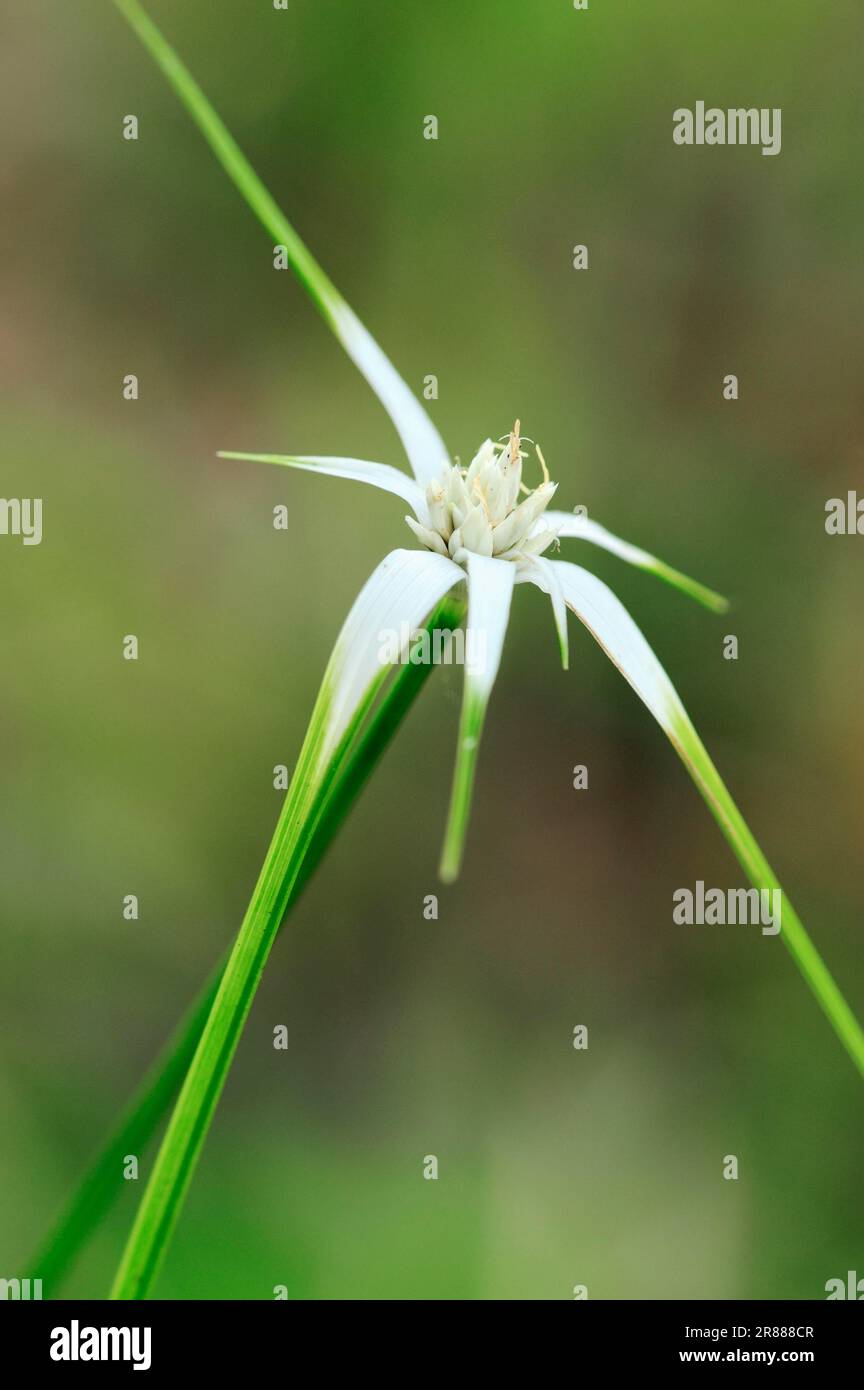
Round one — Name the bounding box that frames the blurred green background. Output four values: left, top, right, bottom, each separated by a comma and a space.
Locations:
1, 0, 862, 1299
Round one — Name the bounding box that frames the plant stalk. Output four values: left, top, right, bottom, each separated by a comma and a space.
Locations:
28, 599, 462, 1296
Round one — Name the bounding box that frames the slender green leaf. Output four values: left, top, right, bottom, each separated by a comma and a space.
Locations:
26, 594, 464, 1294
218, 452, 429, 519
545, 511, 729, 613
109, 552, 463, 1298
554, 559, 864, 1079
111, 0, 448, 485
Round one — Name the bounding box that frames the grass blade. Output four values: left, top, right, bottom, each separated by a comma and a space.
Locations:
28, 596, 463, 1295
556, 559, 864, 1078
27, 964, 221, 1297
217, 453, 428, 518
108, 555, 463, 1299
111, 0, 448, 485
546, 511, 729, 613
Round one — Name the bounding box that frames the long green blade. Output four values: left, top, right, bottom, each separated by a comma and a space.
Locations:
555, 560, 864, 1079
108, 548, 463, 1300
111, 0, 448, 485
108, 677, 374, 1297
687, 738, 864, 1076
545, 511, 730, 614
28, 597, 463, 1295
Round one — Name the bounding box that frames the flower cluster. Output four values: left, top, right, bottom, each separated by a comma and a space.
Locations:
405, 423, 559, 567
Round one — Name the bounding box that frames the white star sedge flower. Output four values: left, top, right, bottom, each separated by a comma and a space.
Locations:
112, 0, 737, 886
115, 0, 864, 1084
221, 422, 728, 883
103, 0, 864, 1308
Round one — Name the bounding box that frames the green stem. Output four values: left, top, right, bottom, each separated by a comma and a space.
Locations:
439, 688, 484, 884
29, 599, 462, 1296
108, 597, 463, 1300
28, 963, 220, 1296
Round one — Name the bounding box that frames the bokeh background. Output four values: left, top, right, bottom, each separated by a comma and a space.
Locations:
1, 0, 862, 1299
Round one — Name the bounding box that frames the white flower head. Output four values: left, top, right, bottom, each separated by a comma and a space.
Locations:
222, 418, 728, 882
404, 422, 560, 569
